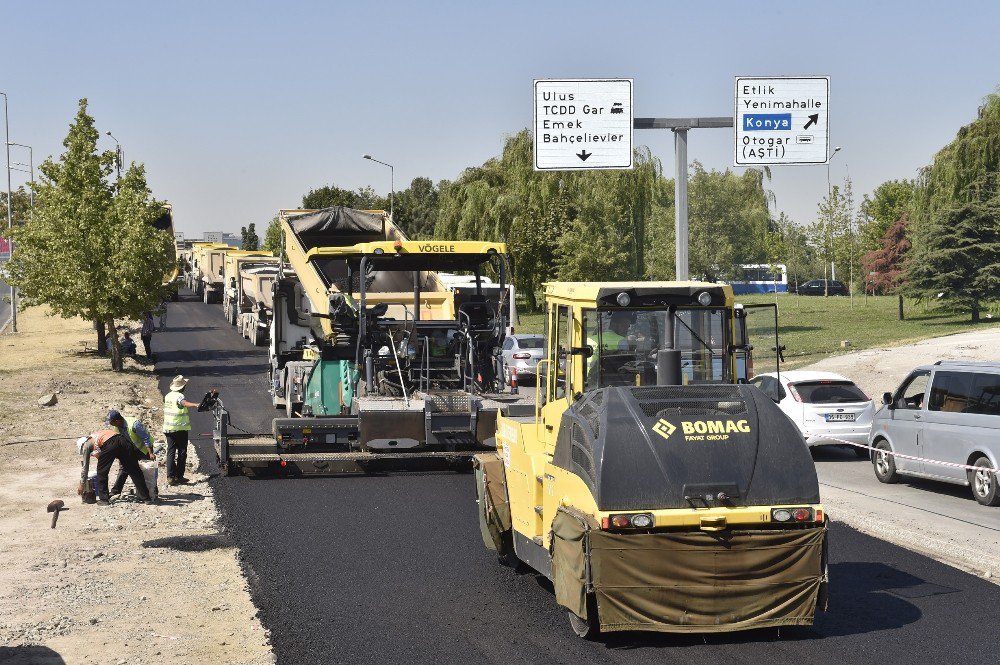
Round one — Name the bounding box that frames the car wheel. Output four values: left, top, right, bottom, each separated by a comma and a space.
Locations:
872, 440, 899, 484
969, 457, 1000, 506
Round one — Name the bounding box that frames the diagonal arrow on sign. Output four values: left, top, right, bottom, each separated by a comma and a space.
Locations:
576, 150, 592, 161
803, 113, 819, 130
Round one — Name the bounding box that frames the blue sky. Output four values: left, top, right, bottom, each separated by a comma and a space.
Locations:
5, 0, 999, 236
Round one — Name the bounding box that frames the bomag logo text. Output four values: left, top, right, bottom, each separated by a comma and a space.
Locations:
681, 420, 751, 435
418, 244, 456, 253
654, 418, 751, 442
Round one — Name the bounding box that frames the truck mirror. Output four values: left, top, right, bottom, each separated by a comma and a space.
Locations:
882, 392, 894, 408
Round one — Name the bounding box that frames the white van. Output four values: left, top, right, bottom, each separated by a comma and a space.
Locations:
870, 360, 1000, 506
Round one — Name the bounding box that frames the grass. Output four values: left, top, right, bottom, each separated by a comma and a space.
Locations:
513, 294, 999, 370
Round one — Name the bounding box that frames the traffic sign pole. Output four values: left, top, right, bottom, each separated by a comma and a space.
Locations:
634, 116, 734, 281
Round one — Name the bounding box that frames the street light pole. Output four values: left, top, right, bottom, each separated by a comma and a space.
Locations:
823, 146, 843, 297
1, 91, 15, 333
105, 131, 122, 182
362, 154, 394, 219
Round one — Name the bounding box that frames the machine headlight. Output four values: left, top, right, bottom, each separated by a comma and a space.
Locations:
616, 292, 631, 307
772, 509, 792, 522
374, 247, 385, 255
697, 291, 712, 306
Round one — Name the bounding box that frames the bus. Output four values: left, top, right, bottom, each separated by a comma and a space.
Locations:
727, 264, 788, 295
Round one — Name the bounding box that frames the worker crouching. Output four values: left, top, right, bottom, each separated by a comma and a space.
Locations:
81, 424, 153, 505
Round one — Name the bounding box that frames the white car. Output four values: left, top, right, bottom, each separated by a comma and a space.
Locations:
750, 370, 874, 458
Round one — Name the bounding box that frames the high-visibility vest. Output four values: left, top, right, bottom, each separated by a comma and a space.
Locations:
163, 391, 191, 433
114, 416, 150, 455
601, 330, 626, 351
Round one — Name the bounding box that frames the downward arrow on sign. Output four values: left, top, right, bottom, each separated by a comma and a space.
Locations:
803, 114, 819, 130
577, 150, 592, 161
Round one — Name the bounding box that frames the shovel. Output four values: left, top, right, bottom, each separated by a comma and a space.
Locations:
47, 499, 65, 528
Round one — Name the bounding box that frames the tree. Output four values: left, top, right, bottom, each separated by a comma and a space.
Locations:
241, 223, 259, 250
5, 99, 173, 370
904, 200, 1000, 322
911, 91, 1000, 231
858, 180, 915, 255
808, 181, 853, 294
393, 177, 440, 239
0, 187, 32, 228
302, 184, 388, 211
862, 215, 911, 295
262, 215, 282, 256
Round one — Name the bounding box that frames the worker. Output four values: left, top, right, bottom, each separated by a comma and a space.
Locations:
121, 332, 137, 356
86, 424, 153, 505
163, 375, 200, 486
107, 410, 155, 498
141, 312, 155, 361
601, 312, 633, 351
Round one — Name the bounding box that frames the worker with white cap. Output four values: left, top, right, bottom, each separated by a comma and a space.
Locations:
163, 375, 199, 486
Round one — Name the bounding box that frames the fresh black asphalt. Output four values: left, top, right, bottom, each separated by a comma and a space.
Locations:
156, 291, 1000, 664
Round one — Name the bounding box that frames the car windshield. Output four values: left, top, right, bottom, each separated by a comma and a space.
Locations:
582, 308, 730, 389
516, 337, 544, 349
793, 380, 867, 404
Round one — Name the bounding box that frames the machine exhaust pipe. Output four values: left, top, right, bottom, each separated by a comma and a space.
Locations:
656, 349, 682, 386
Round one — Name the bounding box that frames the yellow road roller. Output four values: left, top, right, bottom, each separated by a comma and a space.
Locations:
474, 281, 828, 637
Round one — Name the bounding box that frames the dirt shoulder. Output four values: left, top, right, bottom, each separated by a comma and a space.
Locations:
0, 308, 273, 664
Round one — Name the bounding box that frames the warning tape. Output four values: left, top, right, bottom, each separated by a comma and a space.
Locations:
818, 435, 1000, 476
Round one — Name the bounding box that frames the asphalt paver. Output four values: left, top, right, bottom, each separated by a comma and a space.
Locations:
156, 291, 1000, 664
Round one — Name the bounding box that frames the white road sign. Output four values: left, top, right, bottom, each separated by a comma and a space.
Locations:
534, 79, 633, 171
734, 76, 830, 165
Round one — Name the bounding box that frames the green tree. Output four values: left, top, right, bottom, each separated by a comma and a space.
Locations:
808, 181, 853, 294
911, 91, 1000, 231
0, 187, 32, 228
905, 199, 1000, 322
5, 99, 173, 370
393, 177, 440, 239
858, 179, 915, 255
302, 184, 388, 211
241, 222, 259, 250
262, 215, 282, 256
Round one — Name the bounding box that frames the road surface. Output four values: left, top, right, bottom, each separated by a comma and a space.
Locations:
155, 291, 1000, 664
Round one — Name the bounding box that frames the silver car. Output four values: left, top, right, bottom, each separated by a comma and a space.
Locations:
870, 360, 1000, 506
500, 334, 545, 387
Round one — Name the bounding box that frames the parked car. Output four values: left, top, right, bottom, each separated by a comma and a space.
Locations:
791, 279, 849, 296
870, 360, 1000, 506
750, 371, 874, 457
500, 334, 545, 386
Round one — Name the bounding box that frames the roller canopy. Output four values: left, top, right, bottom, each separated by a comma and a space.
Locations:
553, 384, 820, 511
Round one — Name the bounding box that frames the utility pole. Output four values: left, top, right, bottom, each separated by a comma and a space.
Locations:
635, 117, 733, 281
1, 92, 15, 333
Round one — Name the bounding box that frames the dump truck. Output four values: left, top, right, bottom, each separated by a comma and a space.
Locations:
220, 250, 275, 325
473, 282, 827, 637
190, 242, 231, 303
215, 206, 525, 475
237, 263, 288, 346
